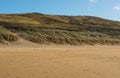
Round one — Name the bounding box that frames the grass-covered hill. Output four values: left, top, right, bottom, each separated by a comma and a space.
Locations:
0, 13, 120, 45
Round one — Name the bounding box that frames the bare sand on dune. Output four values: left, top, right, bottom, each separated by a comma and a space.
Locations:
0, 45, 120, 78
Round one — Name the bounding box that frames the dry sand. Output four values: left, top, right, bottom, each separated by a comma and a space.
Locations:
0, 45, 120, 78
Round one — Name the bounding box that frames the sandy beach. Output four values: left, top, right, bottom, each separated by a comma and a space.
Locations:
0, 45, 120, 78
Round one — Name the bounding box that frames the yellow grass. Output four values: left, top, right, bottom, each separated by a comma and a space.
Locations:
0, 45, 120, 78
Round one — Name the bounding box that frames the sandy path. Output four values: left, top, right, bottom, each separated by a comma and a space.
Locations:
0, 46, 120, 78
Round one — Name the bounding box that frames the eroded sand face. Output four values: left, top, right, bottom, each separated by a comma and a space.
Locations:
0, 46, 120, 78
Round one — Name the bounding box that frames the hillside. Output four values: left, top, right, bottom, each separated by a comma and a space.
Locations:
0, 13, 120, 45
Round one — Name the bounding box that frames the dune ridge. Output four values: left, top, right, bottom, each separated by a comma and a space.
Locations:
0, 13, 120, 45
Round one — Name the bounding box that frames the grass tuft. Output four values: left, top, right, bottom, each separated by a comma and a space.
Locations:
0, 26, 18, 43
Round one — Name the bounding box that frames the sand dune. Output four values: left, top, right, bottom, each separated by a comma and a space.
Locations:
0, 45, 120, 78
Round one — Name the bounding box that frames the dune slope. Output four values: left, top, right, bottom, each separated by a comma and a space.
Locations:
0, 13, 120, 45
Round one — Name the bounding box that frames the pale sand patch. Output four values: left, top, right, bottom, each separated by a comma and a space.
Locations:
0, 45, 120, 78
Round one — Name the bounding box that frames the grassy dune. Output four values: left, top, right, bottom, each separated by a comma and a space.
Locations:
0, 26, 18, 43
0, 13, 120, 45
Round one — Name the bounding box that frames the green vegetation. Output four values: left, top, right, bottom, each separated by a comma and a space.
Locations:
0, 26, 18, 43
20, 29, 120, 45
0, 13, 120, 45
